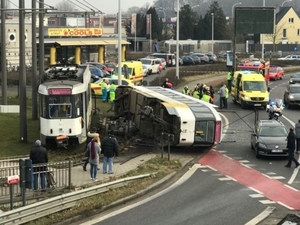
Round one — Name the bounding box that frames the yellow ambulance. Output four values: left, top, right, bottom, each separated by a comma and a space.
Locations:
231, 71, 269, 109
114, 61, 144, 85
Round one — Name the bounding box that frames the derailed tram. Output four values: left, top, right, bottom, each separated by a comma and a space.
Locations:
113, 86, 222, 148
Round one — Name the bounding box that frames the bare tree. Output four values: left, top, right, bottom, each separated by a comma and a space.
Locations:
265, 22, 286, 53
55, 0, 75, 11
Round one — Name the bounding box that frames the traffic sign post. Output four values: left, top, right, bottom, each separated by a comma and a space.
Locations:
7, 175, 20, 210
161, 132, 174, 161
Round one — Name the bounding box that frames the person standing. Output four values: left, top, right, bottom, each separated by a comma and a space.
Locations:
295, 119, 300, 154
285, 128, 300, 168
224, 84, 229, 109
101, 79, 107, 102
101, 133, 119, 174
88, 137, 101, 181
218, 84, 227, 109
201, 90, 211, 103
109, 81, 117, 103
30, 140, 48, 190
83, 127, 100, 171
227, 68, 234, 93
182, 86, 190, 95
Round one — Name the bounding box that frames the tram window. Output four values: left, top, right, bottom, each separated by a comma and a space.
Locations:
75, 94, 83, 117
49, 96, 72, 118
41, 95, 47, 117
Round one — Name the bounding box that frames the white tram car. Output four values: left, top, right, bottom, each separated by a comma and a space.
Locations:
38, 64, 92, 147
114, 86, 222, 148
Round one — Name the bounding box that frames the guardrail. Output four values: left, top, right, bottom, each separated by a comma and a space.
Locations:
0, 173, 152, 225
0, 161, 72, 201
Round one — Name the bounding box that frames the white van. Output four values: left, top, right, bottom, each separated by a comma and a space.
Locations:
151, 53, 176, 67
140, 58, 160, 75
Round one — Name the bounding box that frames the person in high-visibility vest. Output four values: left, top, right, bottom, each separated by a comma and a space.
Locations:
192, 86, 199, 98
225, 85, 229, 108
182, 86, 190, 95
101, 79, 108, 102
201, 90, 211, 103
109, 82, 116, 103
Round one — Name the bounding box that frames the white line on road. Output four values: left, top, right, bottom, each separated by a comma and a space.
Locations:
245, 206, 276, 225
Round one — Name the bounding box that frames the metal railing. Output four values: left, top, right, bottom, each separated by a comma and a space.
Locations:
0, 174, 152, 225
0, 161, 72, 204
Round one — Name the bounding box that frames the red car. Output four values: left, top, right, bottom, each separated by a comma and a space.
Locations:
85, 62, 114, 74
269, 66, 284, 81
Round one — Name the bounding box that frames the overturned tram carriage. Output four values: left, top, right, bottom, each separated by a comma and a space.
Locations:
114, 86, 222, 148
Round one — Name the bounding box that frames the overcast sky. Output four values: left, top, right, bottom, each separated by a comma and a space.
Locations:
9, 0, 154, 14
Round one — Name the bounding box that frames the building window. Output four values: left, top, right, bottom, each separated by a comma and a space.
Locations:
289, 18, 294, 23
298, 29, 300, 36
283, 29, 287, 38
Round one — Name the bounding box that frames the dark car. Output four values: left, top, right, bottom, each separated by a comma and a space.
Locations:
189, 55, 201, 64
105, 63, 116, 73
79, 65, 103, 78
289, 73, 300, 84
191, 53, 209, 64
283, 84, 300, 108
85, 62, 113, 74
181, 56, 195, 66
251, 120, 288, 158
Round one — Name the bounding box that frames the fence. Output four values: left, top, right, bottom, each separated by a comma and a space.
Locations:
0, 160, 72, 205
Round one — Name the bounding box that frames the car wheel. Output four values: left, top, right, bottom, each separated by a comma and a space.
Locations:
241, 100, 247, 109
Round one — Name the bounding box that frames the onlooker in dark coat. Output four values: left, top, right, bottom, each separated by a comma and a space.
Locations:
295, 119, 300, 154
285, 128, 300, 168
30, 140, 48, 190
101, 133, 119, 174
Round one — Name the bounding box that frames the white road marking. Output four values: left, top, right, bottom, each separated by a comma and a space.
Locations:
80, 164, 202, 224
249, 194, 264, 198
259, 200, 276, 204
278, 201, 295, 210
219, 112, 229, 142
244, 207, 276, 225
284, 184, 299, 192
218, 177, 233, 181
268, 176, 286, 180
239, 160, 250, 163
248, 187, 263, 195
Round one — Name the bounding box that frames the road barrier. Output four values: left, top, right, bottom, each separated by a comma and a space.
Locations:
0, 173, 152, 225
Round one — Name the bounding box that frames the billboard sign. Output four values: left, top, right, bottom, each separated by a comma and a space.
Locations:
235, 7, 275, 34
48, 28, 102, 37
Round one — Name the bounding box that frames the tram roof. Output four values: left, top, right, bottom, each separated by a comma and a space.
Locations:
132, 86, 216, 120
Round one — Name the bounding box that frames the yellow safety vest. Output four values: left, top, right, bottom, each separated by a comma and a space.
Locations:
225, 88, 229, 99
101, 81, 107, 90
182, 89, 190, 95
227, 72, 232, 81
201, 94, 210, 103
193, 90, 199, 98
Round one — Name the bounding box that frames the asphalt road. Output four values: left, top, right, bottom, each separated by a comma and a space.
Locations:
75, 74, 300, 225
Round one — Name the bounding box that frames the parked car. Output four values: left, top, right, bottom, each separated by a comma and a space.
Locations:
283, 84, 300, 108
189, 55, 201, 64
104, 63, 116, 73
143, 65, 150, 77
269, 66, 284, 81
251, 120, 289, 158
140, 58, 160, 74
191, 53, 209, 64
289, 73, 300, 84
79, 65, 103, 78
85, 62, 114, 74
205, 53, 217, 64
181, 56, 195, 66
278, 55, 300, 60
150, 53, 176, 66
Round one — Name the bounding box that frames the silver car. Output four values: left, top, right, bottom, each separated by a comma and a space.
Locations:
278, 55, 300, 60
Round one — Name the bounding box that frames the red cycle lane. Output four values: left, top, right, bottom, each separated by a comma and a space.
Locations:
199, 150, 300, 210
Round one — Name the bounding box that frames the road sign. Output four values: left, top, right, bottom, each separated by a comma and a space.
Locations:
7, 175, 20, 185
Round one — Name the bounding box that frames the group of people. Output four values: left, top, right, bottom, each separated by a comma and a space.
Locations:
285, 120, 300, 168
83, 128, 119, 181
101, 79, 117, 103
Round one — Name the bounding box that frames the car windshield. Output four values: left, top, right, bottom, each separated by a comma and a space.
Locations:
259, 126, 288, 137
243, 81, 267, 91
237, 67, 258, 72
140, 59, 152, 65
114, 67, 133, 75
290, 86, 300, 93
292, 74, 300, 78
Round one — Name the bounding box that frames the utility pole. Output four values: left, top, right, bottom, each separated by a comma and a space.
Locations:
261, 0, 265, 60
1, 0, 7, 105
19, 0, 27, 142
39, 0, 45, 78
31, 0, 38, 120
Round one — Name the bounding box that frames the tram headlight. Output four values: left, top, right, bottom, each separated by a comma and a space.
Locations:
289, 95, 294, 99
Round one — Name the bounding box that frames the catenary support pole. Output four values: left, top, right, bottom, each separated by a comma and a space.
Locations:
1, 0, 7, 105
117, 0, 122, 86
31, 0, 38, 119
19, 0, 27, 142
39, 0, 45, 79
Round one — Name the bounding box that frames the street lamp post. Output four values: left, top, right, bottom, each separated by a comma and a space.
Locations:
261, 0, 265, 60
282, 0, 292, 6
211, 13, 214, 54
231, 2, 242, 20
118, 0, 122, 85
176, 0, 179, 79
